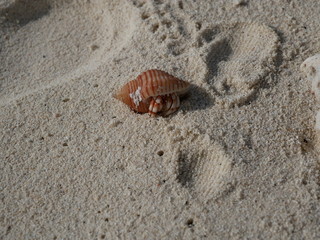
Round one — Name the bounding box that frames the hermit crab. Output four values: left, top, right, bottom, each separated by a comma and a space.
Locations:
114, 69, 190, 116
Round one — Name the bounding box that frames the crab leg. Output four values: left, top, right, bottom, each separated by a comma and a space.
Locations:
148, 96, 164, 116
162, 93, 180, 116
148, 93, 181, 116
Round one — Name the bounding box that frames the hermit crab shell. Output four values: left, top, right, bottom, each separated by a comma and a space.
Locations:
114, 69, 190, 113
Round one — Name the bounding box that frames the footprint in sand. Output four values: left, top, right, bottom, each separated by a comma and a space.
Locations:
129, 2, 280, 107
0, 0, 136, 101
193, 22, 279, 107
0, 0, 51, 26
166, 125, 232, 202
131, 0, 194, 56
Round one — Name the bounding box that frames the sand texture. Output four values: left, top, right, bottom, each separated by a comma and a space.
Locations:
1, 0, 320, 239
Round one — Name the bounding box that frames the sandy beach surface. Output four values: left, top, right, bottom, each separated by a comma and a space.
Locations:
1, 0, 320, 239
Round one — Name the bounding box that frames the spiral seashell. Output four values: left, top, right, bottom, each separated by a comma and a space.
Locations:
114, 69, 190, 116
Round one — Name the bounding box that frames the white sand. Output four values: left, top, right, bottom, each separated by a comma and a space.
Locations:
1, 0, 320, 239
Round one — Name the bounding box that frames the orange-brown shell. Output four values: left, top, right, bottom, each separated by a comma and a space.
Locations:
114, 69, 190, 113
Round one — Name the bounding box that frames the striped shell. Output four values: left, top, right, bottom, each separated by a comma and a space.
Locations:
114, 69, 190, 114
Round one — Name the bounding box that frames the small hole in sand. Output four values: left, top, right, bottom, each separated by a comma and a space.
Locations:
105, 218, 109, 222
195, 22, 202, 30
201, 28, 220, 43
162, 19, 172, 28
62, 98, 70, 102
93, 84, 98, 87
138, 2, 145, 7
167, 42, 184, 56
133, 1, 145, 7
186, 218, 194, 227
90, 44, 99, 51
157, 150, 164, 156
151, 23, 159, 33
141, 13, 150, 20
100, 235, 106, 239
311, 66, 316, 75
169, 33, 180, 40
178, 1, 183, 9
301, 174, 308, 185
160, 35, 167, 41
154, 0, 164, 4
197, 39, 203, 48
62, 143, 68, 146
